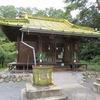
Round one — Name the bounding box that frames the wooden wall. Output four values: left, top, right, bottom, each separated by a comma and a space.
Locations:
17, 33, 38, 63
16, 33, 80, 64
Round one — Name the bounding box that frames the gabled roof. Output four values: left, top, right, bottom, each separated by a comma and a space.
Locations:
0, 13, 100, 38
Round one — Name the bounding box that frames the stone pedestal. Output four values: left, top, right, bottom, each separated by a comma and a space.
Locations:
21, 66, 68, 100
32, 66, 53, 85
93, 78, 100, 94
21, 83, 68, 100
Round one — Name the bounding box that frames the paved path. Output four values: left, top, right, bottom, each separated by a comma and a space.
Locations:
0, 70, 100, 100
53, 71, 100, 100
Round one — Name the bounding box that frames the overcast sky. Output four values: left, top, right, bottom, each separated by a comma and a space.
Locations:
0, 0, 96, 9
0, 0, 66, 10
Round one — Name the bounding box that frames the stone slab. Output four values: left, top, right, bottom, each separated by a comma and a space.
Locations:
96, 78, 100, 84
25, 83, 64, 99
21, 88, 68, 100
25, 83, 61, 92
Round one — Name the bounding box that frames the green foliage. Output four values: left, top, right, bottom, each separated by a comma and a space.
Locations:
64, 0, 100, 65
36, 51, 46, 62
80, 60, 100, 72
0, 35, 16, 66
0, 5, 72, 21
80, 38, 100, 61
33, 7, 72, 20
80, 38, 100, 66
64, 0, 100, 30
0, 39, 6, 67
0, 30, 5, 37
64, 0, 88, 11
0, 46, 5, 62
0, 6, 17, 18
92, 56, 100, 66
88, 64, 100, 72
16, 7, 34, 14
0, 46, 5, 57
77, 7, 100, 30
2, 42, 16, 64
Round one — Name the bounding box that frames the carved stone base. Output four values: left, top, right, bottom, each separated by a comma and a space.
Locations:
21, 83, 68, 100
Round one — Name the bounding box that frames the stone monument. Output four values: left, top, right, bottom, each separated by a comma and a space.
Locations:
21, 66, 68, 100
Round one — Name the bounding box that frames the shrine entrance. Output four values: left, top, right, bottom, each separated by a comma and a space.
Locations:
42, 41, 65, 65
55, 43, 65, 64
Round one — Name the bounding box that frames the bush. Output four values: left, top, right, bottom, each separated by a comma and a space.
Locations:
0, 46, 5, 67
92, 56, 100, 65
0, 37, 16, 66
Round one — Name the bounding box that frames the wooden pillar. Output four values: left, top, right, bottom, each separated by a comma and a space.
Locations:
16, 33, 20, 63
64, 42, 71, 63
38, 36, 42, 52
37, 36, 42, 64
54, 42, 56, 64
70, 41, 80, 63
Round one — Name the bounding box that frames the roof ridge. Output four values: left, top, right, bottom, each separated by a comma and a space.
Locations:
21, 13, 66, 22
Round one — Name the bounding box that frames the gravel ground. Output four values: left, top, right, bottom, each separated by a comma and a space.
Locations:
0, 70, 100, 100
63, 87, 100, 100
0, 82, 27, 100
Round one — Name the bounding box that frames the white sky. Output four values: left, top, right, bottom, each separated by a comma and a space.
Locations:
0, 0, 66, 10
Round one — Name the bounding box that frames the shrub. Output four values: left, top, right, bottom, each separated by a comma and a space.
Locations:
92, 56, 100, 65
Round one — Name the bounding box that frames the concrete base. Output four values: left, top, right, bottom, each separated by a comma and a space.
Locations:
93, 78, 100, 94
96, 78, 100, 84
21, 83, 68, 100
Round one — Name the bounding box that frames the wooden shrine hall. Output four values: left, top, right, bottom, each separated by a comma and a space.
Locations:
0, 13, 100, 72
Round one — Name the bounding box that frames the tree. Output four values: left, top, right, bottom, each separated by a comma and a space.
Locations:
64, 0, 100, 30
16, 7, 34, 15
0, 35, 16, 66
0, 5, 72, 21
0, 46, 5, 67
80, 38, 100, 61
0, 6, 17, 18
33, 7, 72, 20
64, 0, 100, 63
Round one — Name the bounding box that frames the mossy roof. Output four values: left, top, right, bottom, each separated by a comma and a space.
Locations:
0, 13, 100, 38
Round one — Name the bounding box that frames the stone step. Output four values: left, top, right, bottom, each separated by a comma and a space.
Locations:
93, 82, 100, 94
25, 83, 64, 99
96, 78, 100, 84
25, 83, 61, 92
30, 96, 68, 100
21, 88, 68, 100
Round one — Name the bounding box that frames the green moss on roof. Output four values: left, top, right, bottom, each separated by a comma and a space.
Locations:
21, 13, 64, 22
72, 24, 94, 31
0, 13, 100, 37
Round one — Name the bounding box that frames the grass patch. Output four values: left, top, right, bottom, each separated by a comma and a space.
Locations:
87, 65, 100, 72
80, 60, 100, 72
87, 64, 100, 72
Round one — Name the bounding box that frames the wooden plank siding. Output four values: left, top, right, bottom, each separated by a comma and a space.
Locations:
16, 34, 80, 65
